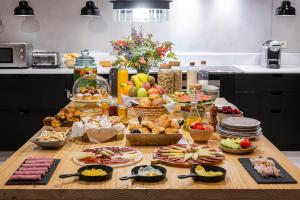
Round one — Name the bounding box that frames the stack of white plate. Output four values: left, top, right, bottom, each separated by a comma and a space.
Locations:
216, 117, 262, 139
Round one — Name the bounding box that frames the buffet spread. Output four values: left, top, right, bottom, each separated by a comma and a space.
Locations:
0, 29, 300, 200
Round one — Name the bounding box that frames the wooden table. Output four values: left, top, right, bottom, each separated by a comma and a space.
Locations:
0, 101, 300, 200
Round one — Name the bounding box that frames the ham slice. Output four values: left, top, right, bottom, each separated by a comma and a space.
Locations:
15, 171, 46, 176
24, 160, 53, 164
18, 167, 48, 172
10, 175, 41, 181
22, 163, 51, 168
27, 157, 53, 160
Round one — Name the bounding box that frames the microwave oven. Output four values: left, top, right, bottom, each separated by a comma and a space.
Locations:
0, 43, 33, 68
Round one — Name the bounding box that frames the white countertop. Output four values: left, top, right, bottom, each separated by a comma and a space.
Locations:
0, 65, 300, 74
234, 65, 300, 74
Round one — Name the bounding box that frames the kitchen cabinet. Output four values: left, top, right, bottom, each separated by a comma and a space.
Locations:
0, 75, 70, 150
234, 74, 300, 150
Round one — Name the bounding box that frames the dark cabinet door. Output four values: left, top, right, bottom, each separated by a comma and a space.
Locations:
0, 109, 58, 150
27, 75, 68, 109
0, 75, 31, 109
234, 74, 300, 150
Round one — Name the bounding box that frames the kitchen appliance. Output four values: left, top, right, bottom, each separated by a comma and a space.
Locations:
262, 40, 282, 69
0, 43, 33, 68
32, 51, 60, 68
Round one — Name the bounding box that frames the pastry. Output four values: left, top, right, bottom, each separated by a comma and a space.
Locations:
141, 120, 156, 129
149, 94, 160, 101
76, 93, 84, 99
109, 116, 122, 126
152, 127, 165, 134
140, 97, 152, 107
152, 97, 165, 107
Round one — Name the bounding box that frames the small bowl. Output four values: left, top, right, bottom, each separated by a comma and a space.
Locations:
99, 60, 112, 67
189, 124, 214, 142
217, 112, 243, 122
178, 165, 226, 183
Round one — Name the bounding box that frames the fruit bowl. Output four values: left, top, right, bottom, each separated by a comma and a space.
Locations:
189, 123, 214, 142
217, 106, 243, 121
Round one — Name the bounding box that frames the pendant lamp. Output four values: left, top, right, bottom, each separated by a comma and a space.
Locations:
276, 1, 296, 16
81, 1, 100, 16
14, 1, 34, 16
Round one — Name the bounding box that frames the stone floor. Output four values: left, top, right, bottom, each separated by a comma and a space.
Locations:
0, 151, 300, 168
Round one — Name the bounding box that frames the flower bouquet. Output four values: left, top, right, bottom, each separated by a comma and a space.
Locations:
111, 26, 176, 73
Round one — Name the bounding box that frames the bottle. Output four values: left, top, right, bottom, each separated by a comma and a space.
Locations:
197, 60, 209, 88
117, 63, 128, 104
109, 67, 118, 98
184, 87, 201, 130
187, 62, 197, 91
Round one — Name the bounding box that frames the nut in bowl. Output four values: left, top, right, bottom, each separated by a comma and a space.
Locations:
217, 106, 243, 121
189, 122, 214, 142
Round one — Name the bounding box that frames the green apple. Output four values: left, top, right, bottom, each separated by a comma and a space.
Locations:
137, 88, 148, 97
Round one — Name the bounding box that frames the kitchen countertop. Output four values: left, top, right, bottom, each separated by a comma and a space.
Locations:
0, 65, 300, 74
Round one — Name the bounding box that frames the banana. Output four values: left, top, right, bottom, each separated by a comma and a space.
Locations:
136, 73, 148, 84
132, 75, 142, 89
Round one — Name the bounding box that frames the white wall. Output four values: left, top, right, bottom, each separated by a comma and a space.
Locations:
0, 0, 299, 54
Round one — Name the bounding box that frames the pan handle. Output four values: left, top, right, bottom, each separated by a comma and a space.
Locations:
177, 174, 199, 179
59, 173, 81, 179
119, 175, 139, 181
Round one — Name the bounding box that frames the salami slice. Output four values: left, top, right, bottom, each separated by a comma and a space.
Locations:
10, 175, 41, 181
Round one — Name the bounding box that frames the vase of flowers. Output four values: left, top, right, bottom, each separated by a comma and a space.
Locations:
111, 26, 176, 73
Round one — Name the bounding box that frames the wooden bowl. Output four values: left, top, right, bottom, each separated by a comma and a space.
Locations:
189, 124, 214, 142
219, 145, 256, 154
217, 112, 243, 122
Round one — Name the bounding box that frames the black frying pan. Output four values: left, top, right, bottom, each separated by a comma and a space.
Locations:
178, 165, 226, 182
59, 165, 113, 182
120, 165, 166, 182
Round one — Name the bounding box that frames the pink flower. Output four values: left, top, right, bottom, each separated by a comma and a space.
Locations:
139, 56, 146, 64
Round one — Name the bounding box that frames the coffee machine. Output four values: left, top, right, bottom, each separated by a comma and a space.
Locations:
262, 40, 282, 69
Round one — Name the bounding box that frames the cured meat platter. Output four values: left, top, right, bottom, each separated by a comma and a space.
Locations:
152, 144, 224, 168
72, 146, 143, 168
6, 157, 60, 185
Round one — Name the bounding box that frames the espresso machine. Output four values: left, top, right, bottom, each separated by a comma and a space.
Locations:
262, 40, 282, 69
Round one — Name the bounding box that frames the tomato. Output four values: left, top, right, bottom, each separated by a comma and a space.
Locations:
240, 139, 251, 148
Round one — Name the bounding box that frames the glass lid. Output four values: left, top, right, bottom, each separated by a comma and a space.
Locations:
72, 75, 111, 102
75, 49, 96, 66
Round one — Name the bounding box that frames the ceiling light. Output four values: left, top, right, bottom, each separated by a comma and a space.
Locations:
81, 1, 100, 16
110, 0, 172, 22
14, 1, 34, 16
276, 1, 296, 16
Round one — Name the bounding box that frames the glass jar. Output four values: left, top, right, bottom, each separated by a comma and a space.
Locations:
158, 64, 173, 94
74, 50, 97, 81
109, 98, 119, 116
172, 65, 182, 92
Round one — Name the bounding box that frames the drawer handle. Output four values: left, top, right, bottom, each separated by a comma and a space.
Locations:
271, 91, 283, 95
18, 109, 30, 115
270, 109, 282, 114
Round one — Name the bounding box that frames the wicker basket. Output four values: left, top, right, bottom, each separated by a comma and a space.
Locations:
133, 106, 168, 120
